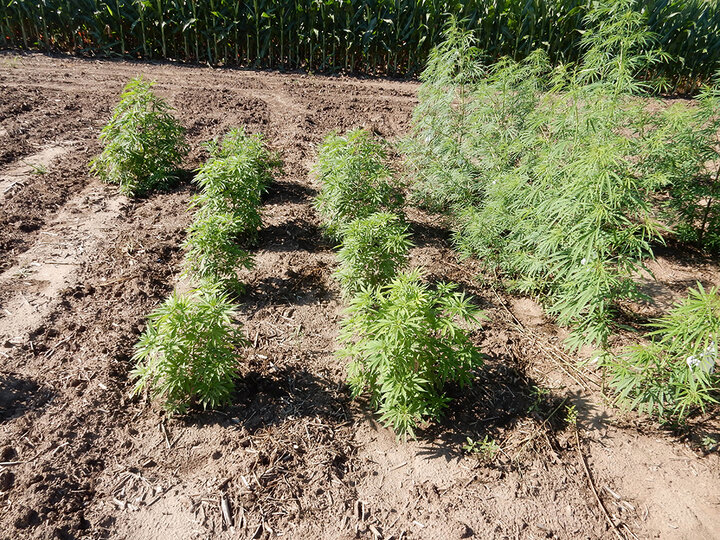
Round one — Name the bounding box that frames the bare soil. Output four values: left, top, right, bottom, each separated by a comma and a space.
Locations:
0, 52, 719, 540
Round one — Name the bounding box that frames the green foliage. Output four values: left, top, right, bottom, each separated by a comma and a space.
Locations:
3, 1, 719, 85
314, 129, 403, 240
90, 76, 187, 196
183, 127, 279, 288
334, 212, 412, 297
400, 20, 485, 210
644, 79, 720, 252
404, 8, 669, 351
192, 128, 279, 243
338, 269, 484, 438
463, 435, 499, 460
607, 284, 720, 422
182, 212, 254, 291
131, 285, 247, 414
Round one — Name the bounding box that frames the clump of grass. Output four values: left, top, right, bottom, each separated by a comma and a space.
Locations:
90, 76, 187, 196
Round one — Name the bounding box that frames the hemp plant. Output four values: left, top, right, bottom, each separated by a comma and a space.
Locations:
403, 4, 670, 351
192, 128, 280, 243
131, 284, 247, 414
334, 212, 412, 297
608, 284, 720, 422
182, 211, 254, 291
90, 76, 187, 196
314, 129, 403, 240
338, 269, 484, 438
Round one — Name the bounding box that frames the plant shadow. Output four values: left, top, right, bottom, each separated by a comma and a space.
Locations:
0, 372, 53, 423
179, 366, 351, 434
414, 355, 573, 464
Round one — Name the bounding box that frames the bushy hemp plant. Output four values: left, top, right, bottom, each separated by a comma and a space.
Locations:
334, 212, 413, 297
193, 127, 280, 234
132, 284, 247, 414
183, 128, 279, 288
403, 3, 671, 352
608, 284, 719, 422
182, 211, 255, 291
90, 76, 188, 196
641, 78, 720, 252
338, 269, 485, 438
314, 129, 404, 240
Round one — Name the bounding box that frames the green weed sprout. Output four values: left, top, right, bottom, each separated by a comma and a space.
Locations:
314, 129, 403, 240
463, 435, 499, 460
90, 76, 187, 196
131, 285, 247, 414
339, 269, 484, 438
608, 284, 720, 422
335, 212, 412, 297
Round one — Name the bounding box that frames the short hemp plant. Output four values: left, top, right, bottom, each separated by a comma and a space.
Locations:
339, 269, 485, 438
608, 284, 720, 422
334, 212, 413, 297
90, 76, 188, 196
314, 129, 403, 241
131, 285, 247, 414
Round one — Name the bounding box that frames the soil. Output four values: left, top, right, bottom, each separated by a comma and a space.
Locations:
1, 52, 719, 540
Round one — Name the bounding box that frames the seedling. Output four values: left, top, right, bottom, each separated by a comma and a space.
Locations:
463, 436, 499, 460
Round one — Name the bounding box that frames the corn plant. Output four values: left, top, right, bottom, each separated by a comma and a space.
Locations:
90, 76, 187, 196
338, 269, 485, 438
131, 284, 247, 414
314, 129, 403, 240
3, 0, 719, 85
182, 211, 254, 291
334, 212, 413, 297
608, 284, 720, 422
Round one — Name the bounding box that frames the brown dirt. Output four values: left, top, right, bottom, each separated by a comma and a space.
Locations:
1, 52, 719, 540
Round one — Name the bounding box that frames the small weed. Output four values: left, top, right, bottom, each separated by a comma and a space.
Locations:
463, 435, 499, 460
22, 161, 46, 175
701, 436, 718, 452
565, 404, 578, 427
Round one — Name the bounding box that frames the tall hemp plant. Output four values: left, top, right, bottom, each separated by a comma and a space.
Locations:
403, 2, 669, 352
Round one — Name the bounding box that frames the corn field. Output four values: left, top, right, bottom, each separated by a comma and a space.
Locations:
2, 0, 719, 86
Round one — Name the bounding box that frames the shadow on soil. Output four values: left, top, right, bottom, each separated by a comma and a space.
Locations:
259, 219, 334, 253
415, 355, 572, 463
0, 373, 53, 423
180, 366, 351, 434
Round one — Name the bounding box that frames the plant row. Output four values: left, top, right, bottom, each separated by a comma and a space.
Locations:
402, 1, 719, 423
2, 0, 719, 88
91, 76, 279, 413
314, 129, 485, 437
